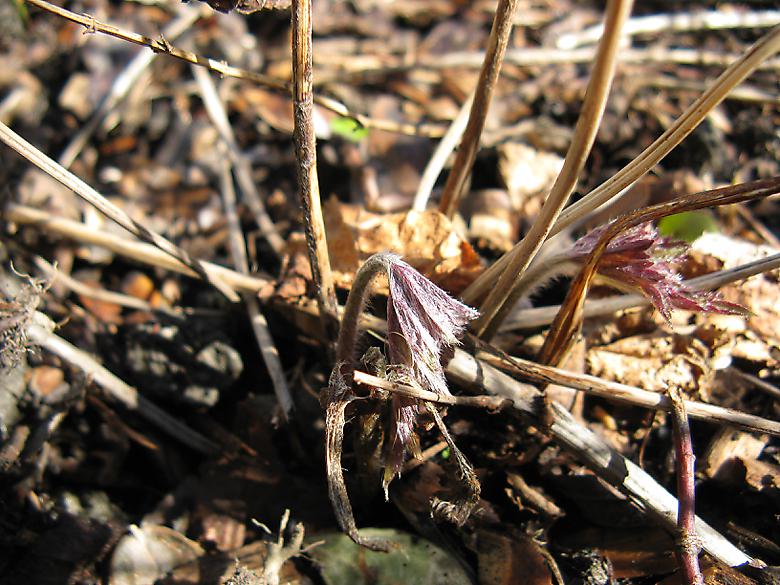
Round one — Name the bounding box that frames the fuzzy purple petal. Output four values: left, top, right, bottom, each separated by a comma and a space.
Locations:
388, 259, 479, 397
574, 223, 746, 321
381, 257, 479, 481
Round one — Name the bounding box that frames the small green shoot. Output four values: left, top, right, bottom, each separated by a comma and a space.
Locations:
330, 117, 368, 143
658, 211, 718, 243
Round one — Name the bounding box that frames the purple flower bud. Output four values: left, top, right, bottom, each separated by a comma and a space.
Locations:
572, 223, 745, 320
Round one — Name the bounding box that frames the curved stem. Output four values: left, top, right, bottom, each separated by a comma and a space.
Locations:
328, 253, 395, 552
336, 254, 393, 366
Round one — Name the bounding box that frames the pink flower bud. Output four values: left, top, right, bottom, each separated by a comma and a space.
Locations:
573, 223, 745, 320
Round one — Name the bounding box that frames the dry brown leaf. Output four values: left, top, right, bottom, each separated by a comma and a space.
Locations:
323, 200, 483, 294
110, 525, 204, 585
498, 142, 563, 229
587, 333, 712, 397
702, 429, 769, 481
475, 530, 554, 585
689, 233, 780, 368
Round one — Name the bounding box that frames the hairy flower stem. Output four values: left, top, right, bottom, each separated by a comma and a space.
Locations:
326, 254, 394, 552
335, 254, 393, 366
668, 386, 704, 585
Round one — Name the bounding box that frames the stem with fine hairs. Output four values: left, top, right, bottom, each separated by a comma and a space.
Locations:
668, 386, 704, 585
335, 254, 391, 366
437, 0, 520, 218
291, 0, 338, 341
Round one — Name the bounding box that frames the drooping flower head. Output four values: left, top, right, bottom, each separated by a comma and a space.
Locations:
572, 223, 745, 320
326, 253, 480, 545
382, 257, 479, 487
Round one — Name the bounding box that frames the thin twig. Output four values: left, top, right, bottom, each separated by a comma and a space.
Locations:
214, 142, 295, 421
437, 0, 520, 218
412, 91, 475, 212
473, 349, 780, 436
667, 386, 704, 585
353, 370, 509, 410
193, 65, 286, 257
0, 121, 240, 302
24, 0, 444, 138
470, 0, 633, 339
291, 0, 338, 342
27, 311, 217, 454
58, 4, 204, 168
314, 46, 780, 75
556, 8, 780, 50
31, 254, 179, 317
5, 204, 269, 294
638, 76, 780, 106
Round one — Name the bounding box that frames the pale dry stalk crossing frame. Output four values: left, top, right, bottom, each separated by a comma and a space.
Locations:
463, 23, 780, 334
437, 0, 520, 218
291, 0, 338, 342
469, 0, 634, 339
412, 91, 475, 212
5, 204, 270, 294
0, 121, 240, 302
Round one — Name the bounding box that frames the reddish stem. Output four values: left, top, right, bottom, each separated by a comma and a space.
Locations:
668, 386, 704, 585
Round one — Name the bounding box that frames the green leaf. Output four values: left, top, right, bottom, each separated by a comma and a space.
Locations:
658, 210, 718, 243
330, 117, 369, 142
310, 528, 471, 585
